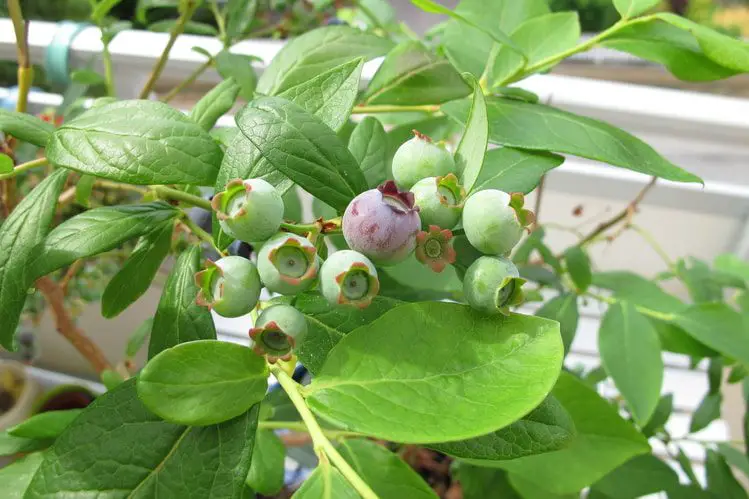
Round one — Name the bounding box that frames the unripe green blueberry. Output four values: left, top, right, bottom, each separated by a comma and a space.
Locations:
463, 256, 525, 315
249, 304, 307, 362
195, 256, 261, 317
392, 131, 456, 190
257, 233, 319, 295
410, 174, 465, 230
343, 181, 421, 265
463, 190, 534, 255
212, 178, 284, 242
320, 250, 379, 308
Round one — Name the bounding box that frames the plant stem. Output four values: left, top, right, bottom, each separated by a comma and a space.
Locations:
585, 291, 675, 322
270, 365, 378, 499
258, 420, 363, 439
95, 180, 149, 195
629, 223, 675, 269
102, 42, 116, 97
180, 213, 223, 255
0, 157, 49, 181
354, 0, 390, 36
152, 185, 212, 210
209, 0, 227, 43
138, 0, 199, 99
163, 58, 213, 103
352, 104, 440, 114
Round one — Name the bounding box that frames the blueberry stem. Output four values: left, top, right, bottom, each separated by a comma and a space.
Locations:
152, 185, 212, 210
258, 420, 362, 439
353, 104, 440, 114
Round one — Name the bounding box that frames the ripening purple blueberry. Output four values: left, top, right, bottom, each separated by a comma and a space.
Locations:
342, 181, 421, 265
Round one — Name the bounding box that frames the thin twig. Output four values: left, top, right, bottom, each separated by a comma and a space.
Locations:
36, 276, 112, 374
534, 174, 546, 222
162, 58, 213, 103
578, 177, 657, 246
60, 260, 84, 295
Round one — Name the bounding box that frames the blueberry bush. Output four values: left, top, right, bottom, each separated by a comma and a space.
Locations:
2, 0, 749, 497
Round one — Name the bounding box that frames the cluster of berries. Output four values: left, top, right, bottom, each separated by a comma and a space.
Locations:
195, 132, 534, 362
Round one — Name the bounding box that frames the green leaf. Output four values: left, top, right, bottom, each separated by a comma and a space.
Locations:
380, 254, 463, 300
472, 147, 563, 194
593, 271, 686, 313
215, 51, 258, 101
70, 69, 105, 85
714, 254, 749, 284
454, 464, 521, 499
429, 395, 575, 462
101, 222, 173, 318
676, 447, 700, 485
0, 169, 68, 350
47, 100, 223, 185
641, 393, 673, 437
234, 97, 367, 212
258, 26, 393, 96
536, 293, 579, 354
91, 0, 124, 23
148, 245, 216, 358
591, 454, 681, 498
8, 410, 83, 440
0, 109, 54, 147
496, 373, 650, 494
278, 58, 364, 132
599, 301, 663, 425
718, 443, 749, 480
363, 41, 471, 105
74, 174, 95, 208
32, 202, 178, 278
0, 432, 50, 456
25, 380, 260, 499
442, 97, 702, 184
127, 318, 153, 358
338, 439, 437, 498
306, 302, 563, 443
226, 0, 258, 40
0, 452, 45, 499
565, 246, 592, 293
603, 21, 739, 82
454, 75, 487, 191
348, 116, 388, 188
211, 127, 239, 148
246, 430, 285, 495
690, 392, 722, 433
190, 78, 241, 131
673, 303, 749, 364
276, 293, 404, 375
293, 462, 359, 498
138, 340, 268, 426
100, 369, 124, 390
613, 0, 660, 18
502, 12, 580, 76
0, 153, 12, 173
706, 448, 749, 499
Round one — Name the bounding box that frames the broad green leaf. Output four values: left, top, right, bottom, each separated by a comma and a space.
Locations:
715, 254, 749, 283
472, 147, 563, 194
593, 271, 685, 313
536, 293, 579, 354
455, 75, 487, 191
101, 369, 124, 390
706, 448, 749, 499
189, 78, 241, 131
338, 439, 437, 498
275, 293, 404, 375
32, 202, 178, 278
211, 127, 239, 148
348, 116, 388, 188
599, 301, 663, 425
47, 100, 223, 185
429, 395, 575, 462
0, 109, 54, 147
292, 463, 359, 498
306, 302, 563, 443
718, 443, 749, 479
641, 393, 673, 437
565, 246, 592, 293
442, 97, 702, 184
0, 153, 12, 173
454, 464, 521, 499
235, 97, 367, 212
509, 474, 577, 499
678, 257, 725, 303
91, 0, 123, 23
246, 430, 285, 495
0, 432, 50, 456
676, 447, 700, 485
0, 169, 68, 350
591, 454, 681, 498
70, 69, 105, 85
8, 410, 83, 440
149, 245, 217, 358
441, 0, 549, 77
25, 380, 260, 499
613, 0, 660, 18
496, 373, 650, 494
363, 41, 471, 105
690, 392, 722, 433
603, 21, 739, 82
138, 340, 267, 426
673, 303, 749, 364
258, 26, 393, 95
278, 58, 363, 132
101, 222, 173, 318
381, 254, 463, 300
657, 13, 749, 73
74, 174, 95, 208
127, 318, 153, 358
0, 452, 45, 499
215, 51, 258, 101
226, 0, 258, 39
